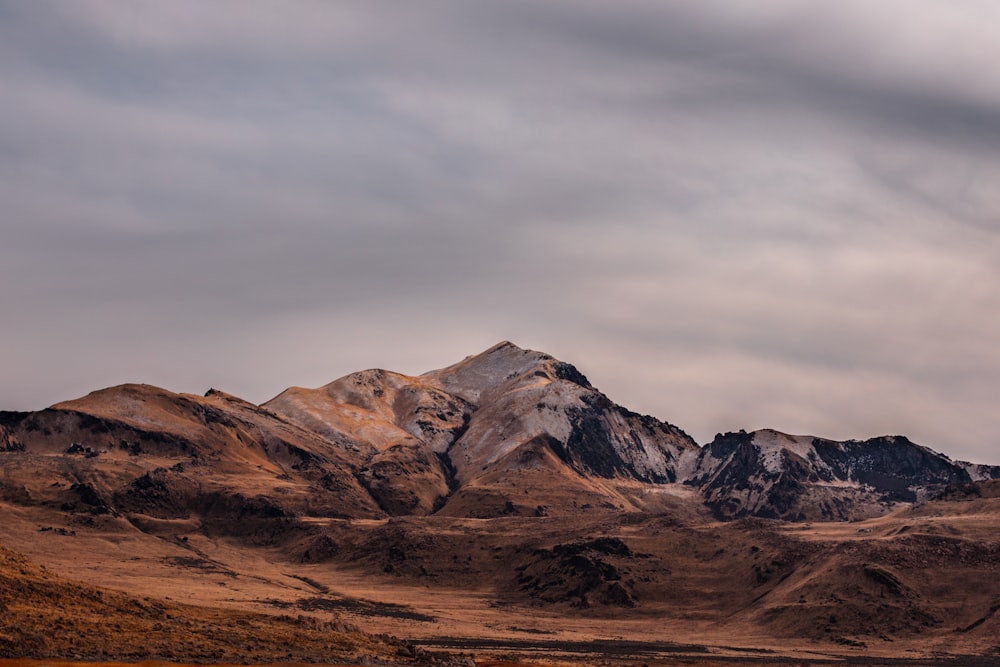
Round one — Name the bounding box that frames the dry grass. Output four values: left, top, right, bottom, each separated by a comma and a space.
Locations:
0, 545, 403, 664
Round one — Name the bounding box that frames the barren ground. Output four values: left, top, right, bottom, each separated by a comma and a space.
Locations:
4, 493, 1000, 665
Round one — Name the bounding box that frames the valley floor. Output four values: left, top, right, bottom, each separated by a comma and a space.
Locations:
4, 495, 1000, 665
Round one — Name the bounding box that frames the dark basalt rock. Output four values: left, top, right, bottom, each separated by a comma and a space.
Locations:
69, 483, 113, 515
698, 431, 987, 521
558, 393, 686, 484
564, 398, 631, 480
553, 537, 634, 559
812, 436, 972, 502
707, 429, 755, 460
0, 424, 23, 452
0, 411, 30, 429
933, 479, 1000, 501
114, 467, 201, 519
552, 361, 592, 388
513, 538, 638, 608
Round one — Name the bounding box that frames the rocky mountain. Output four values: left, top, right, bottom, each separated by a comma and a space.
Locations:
4, 341, 1000, 662
261, 342, 699, 518
0, 341, 995, 526
688, 429, 998, 521
0, 382, 386, 542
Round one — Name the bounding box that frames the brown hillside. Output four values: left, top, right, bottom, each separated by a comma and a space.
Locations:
0, 543, 403, 663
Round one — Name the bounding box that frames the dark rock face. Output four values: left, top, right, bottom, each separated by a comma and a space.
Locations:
551, 361, 592, 388
562, 397, 635, 480
704, 429, 755, 464
69, 482, 112, 514
560, 394, 691, 484
934, 479, 1000, 501
13, 407, 195, 458
811, 436, 971, 502
0, 424, 23, 452
114, 467, 201, 519
695, 430, 986, 521
513, 538, 639, 608
358, 444, 452, 516
734, 450, 813, 521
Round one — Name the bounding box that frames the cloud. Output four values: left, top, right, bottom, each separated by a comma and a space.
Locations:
1, 1, 999, 464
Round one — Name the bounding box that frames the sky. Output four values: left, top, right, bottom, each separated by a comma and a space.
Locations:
2, 1, 999, 463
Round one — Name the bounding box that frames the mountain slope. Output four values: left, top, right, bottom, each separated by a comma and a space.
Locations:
262, 342, 700, 517
689, 429, 985, 521
0, 543, 402, 662
264, 369, 473, 515
427, 342, 697, 486
0, 383, 385, 539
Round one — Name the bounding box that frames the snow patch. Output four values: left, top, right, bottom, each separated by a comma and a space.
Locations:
753, 429, 831, 475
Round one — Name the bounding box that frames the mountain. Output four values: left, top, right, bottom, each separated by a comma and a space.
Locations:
0, 382, 385, 542
263, 341, 698, 518
1, 341, 994, 526
3, 341, 1000, 662
263, 368, 473, 515
689, 429, 998, 521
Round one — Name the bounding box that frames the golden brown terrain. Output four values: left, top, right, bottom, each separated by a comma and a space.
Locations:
0, 543, 414, 663
3, 484, 1000, 664
2, 344, 999, 665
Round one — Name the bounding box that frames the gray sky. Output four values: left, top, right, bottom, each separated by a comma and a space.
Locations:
3, 1, 999, 463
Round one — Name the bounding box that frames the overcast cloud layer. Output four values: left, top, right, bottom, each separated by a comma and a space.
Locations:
2, 1, 999, 463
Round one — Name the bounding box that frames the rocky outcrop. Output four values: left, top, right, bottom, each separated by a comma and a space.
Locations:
690, 429, 980, 521
0, 423, 23, 452
263, 369, 473, 515
512, 538, 640, 608
426, 342, 698, 501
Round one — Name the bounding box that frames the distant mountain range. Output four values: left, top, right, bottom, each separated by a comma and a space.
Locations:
2, 341, 994, 524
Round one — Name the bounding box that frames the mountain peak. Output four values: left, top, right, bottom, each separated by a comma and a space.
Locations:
485, 340, 523, 353
423, 341, 590, 404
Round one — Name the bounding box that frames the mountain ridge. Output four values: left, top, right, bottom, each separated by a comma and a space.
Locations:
4, 341, 1000, 661
1, 340, 994, 523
